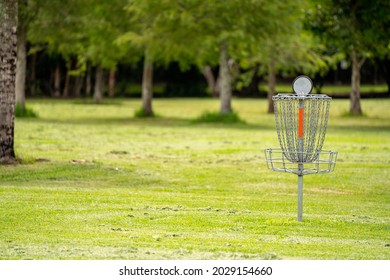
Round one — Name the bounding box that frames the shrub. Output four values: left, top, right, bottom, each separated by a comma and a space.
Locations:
15, 104, 38, 118
134, 108, 155, 118
193, 111, 245, 124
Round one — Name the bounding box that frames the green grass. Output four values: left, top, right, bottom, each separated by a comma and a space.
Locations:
1, 98, 389, 260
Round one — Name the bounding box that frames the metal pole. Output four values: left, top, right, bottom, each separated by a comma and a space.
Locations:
297, 99, 304, 222
297, 167, 303, 222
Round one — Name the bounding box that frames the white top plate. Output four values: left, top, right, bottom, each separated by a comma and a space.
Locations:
292, 75, 313, 95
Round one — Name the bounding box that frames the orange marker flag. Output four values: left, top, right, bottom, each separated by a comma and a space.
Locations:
298, 108, 304, 138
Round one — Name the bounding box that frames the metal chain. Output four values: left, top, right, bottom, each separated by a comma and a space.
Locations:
273, 94, 331, 164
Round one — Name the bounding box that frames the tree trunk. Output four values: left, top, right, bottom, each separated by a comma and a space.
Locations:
93, 66, 104, 103
15, 7, 26, 111
142, 49, 154, 116
0, 0, 17, 163
218, 41, 232, 114
53, 64, 61, 97
267, 60, 276, 114
377, 58, 390, 95
240, 64, 261, 97
108, 68, 116, 97
350, 49, 364, 115
202, 65, 219, 97
29, 52, 37, 96
63, 62, 71, 98
74, 75, 83, 97
85, 62, 92, 96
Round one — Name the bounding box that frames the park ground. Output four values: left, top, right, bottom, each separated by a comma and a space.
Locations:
0, 97, 389, 259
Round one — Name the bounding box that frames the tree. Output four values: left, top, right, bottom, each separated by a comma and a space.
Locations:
15, 0, 27, 111
190, 0, 310, 115
80, 0, 135, 103
263, 31, 329, 113
28, 0, 86, 97
229, 0, 332, 113
368, 2, 390, 95
0, 0, 18, 163
188, 0, 259, 115
122, 1, 301, 116
121, 0, 199, 116
93, 66, 104, 103
309, 0, 390, 115
141, 49, 153, 115
377, 58, 390, 95
15, 0, 43, 110
202, 65, 219, 97
218, 41, 232, 113
28, 0, 134, 102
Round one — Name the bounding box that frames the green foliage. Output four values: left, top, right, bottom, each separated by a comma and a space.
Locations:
307, 0, 390, 59
81, 0, 138, 68
134, 107, 156, 118
15, 104, 38, 118
28, 0, 84, 57
120, 0, 309, 72
28, 0, 137, 72
193, 111, 244, 124
119, 0, 203, 69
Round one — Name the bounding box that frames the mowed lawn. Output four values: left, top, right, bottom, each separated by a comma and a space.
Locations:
0, 98, 389, 259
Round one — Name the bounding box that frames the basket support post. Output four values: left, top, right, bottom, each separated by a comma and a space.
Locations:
297, 99, 304, 222
297, 169, 303, 222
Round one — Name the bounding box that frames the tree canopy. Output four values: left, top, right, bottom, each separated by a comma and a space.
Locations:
7, 0, 389, 113
308, 0, 390, 114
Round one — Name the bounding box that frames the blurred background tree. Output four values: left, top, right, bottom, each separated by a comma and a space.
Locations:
27, 0, 135, 103
308, 0, 390, 115
7, 0, 389, 117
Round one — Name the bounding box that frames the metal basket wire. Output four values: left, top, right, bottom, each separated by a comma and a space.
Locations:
273, 94, 331, 163
264, 148, 337, 175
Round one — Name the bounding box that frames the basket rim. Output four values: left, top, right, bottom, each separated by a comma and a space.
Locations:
264, 148, 337, 154
272, 93, 332, 100
264, 148, 338, 175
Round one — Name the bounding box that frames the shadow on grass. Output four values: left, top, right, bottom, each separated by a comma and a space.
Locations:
23, 115, 274, 130
0, 159, 166, 188
22, 105, 389, 132
72, 99, 126, 106
330, 113, 390, 132
330, 124, 390, 132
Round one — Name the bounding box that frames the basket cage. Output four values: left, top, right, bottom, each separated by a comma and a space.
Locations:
265, 81, 337, 220
273, 94, 331, 163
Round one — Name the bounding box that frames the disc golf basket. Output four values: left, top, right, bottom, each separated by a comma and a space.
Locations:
265, 76, 337, 222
